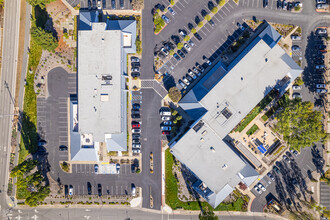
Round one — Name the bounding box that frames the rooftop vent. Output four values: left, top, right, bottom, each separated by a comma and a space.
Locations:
222, 164, 228, 169
201, 130, 207, 136
210, 146, 215, 152
193, 120, 204, 132
221, 107, 232, 119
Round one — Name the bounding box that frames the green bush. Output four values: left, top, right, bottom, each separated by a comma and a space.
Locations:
184, 35, 190, 42
191, 28, 197, 34
30, 25, 58, 52
171, 0, 174, 5
246, 124, 259, 136
218, 0, 226, 6
169, 50, 174, 55
198, 21, 204, 28
177, 43, 183, 50
205, 14, 211, 21
211, 7, 218, 14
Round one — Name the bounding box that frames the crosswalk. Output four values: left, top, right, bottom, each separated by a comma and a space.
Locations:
141, 80, 168, 98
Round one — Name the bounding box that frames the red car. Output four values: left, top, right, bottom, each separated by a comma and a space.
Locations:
132, 124, 140, 128
162, 131, 170, 135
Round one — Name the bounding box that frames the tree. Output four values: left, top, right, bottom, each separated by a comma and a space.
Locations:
191, 28, 197, 34
211, 7, 218, 14
294, 76, 304, 86
198, 21, 204, 28
205, 14, 211, 21
168, 87, 182, 103
10, 159, 38, 178
218, 0, 226, 6
27, 0, 56, 8
25, 185, 50, 207
183, 35, 190, 42
176, 115, 182, 121
170, 0, 175, 5
169, 50, 174, 56
172, 110, 178, 116
30, 25, 58, 52
199, 208, 218, 220
131, 0, 144, 10
177, 43, 183, 50
275, 100, 326, 151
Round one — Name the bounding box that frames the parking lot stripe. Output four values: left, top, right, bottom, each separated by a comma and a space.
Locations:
221, 9, 227, 16
203, 25, 211, 33
223, 5, 231, 14
227, 2, 234, 9
173, 4, 182, 11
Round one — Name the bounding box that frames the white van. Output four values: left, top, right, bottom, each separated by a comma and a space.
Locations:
160, 111, 171, 116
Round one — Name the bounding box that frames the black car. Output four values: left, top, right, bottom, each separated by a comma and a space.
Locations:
263, 0, 268, 7
131, 109, 140, 114
98, 184, 102, 196
120, 0, 124, 9
87, 182, 92, 195
287, 2, 293, 10
131, 62, 140, 67
201, 9, 208, 17
208, 19, 215, 27
131, 72, 140, 78
177, 50, 185, 58
132, 134, 140, 139
59, 145, 68, 151
173, 53, 181, 61
171, 35, 180, 44
111, 0, 115, 9
132, 114, 140, 119
194, 33, 202, 41
181, 47, 188, 54
132, 103, 140, 109
273, 165, 281, 174
88, 0, 91, 10
277, 0, 282, 8
64, 185, 68, 196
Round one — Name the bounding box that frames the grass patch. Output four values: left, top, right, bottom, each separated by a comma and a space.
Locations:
165, 149, 247, 211
235, 90, 276, 132
154, 13, 165, 34
246, 124, 259, 136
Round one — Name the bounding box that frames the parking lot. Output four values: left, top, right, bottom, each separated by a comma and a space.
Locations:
66, 0, 132, 10
251, 144, 324, 212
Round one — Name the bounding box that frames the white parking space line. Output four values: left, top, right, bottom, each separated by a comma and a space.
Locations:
199, 29, 207, 36
182, 0, 189, 4
212, 15, 221, 23
173, 3, 182, 11
203, 25, 211, 33
223, 5, 231, 14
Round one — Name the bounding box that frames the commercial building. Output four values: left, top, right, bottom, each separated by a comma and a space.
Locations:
169, 23, 303, 208
69, 11, 136, 161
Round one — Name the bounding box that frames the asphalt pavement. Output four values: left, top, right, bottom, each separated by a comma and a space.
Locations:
0, 0, 21, 217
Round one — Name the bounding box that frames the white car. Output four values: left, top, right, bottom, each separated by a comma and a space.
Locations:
292, 93, 302, 99
168, 7, 175, 15
132, 149, 141, 153
182, 76, 190, 85
257, 183, 266, 191
163, 121, 173, 125
160, 111, 171, 116
97, 0, 102, 9
184, 43, 191, 51
316, 84, 326, 88
291, 35, 301, 41
188, 70, 197, 79
317, 29, 327, 34
69, 185, 73, 196
161, 116, 171, 121
192, 67, 201, 76
161, 47, 169, 56
178, 79, 187, 89
254, 186, 262, 194
292, 85, 302, 90
131, 57, 140, 62
132, 129, 141, 133
132, 143, 141, 148
131, 184, 136, 196
316, 89, 327, 93
206, 59, 212, 66
316, 65, 325, 69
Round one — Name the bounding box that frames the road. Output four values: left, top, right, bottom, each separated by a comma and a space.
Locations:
4, 207, 282, 220
0, 0, 21, 217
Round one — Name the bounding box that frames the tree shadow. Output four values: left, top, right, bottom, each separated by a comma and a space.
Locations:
162, 74, 176, 91
311, 145, 324, 174
34, 6, 57, 40
20, 112, 38, 155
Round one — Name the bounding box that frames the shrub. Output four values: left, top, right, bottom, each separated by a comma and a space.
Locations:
177, 43, 183, 50
198, 21, 204, 28
294, 76, 304, 86
218, 0, 226, 6
171, 0, 174, 5
191, 28, 197, 34
169, 50, 174, 55
183, 35, 190, 41
168, 87, 182, 103
211, 7, 218, 14
205, 14, 211, 21
172, 110, 178, 116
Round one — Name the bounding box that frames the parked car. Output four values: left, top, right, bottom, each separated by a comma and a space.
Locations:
257, 183, 266, 191
317, 28, 327, 34
87, 182, 92, 195
131, 184, 136, 196
186, 74, 193, 82
254, 186, 262, 194
316, 4, 327, 9
131, 67, 140, 72
132, 149, 141, 153
283, 155, 290, 163
161, 116, 171, 121
316, 89, 327, 93
237, 22, 245, 30
208, 19, 215, 27
291, 35, 301, 40
188, 70, 197, 79
69, 185, 73, 196
131, 57, 140, 62
178, 79, 187, 89
188, 39, 195, 47
162, 15, 170, 24
161, 126, 172, 131
316, 84, 326, 88
132, 103, 140, 109
131, 114, 140, 119
168, 7, 175, 15
267, 172, 275, 181
132, 143, 141, 148
287, 2, 293, 10
292, 150, 299, 157
292, 85, 302, 90
194, 33, 202, 41
282, 0, 287, 9
263, 0, 268, 8
132, 129, 141, 133
131, 110, 140, 114
192, 67, 201, 76
173, 53, 181, 61
177, 50, 185, 58
131, 62, 140, 67
292, 93, 302, 99
273, 165, 281, 174
38, 139, 47, 147
184, 43, 191, 51
132, 139, 140, 144
205, 59, 212, 66
291, 45, 300, 51
59, 145, 68, 151
97, 0, 102, 9
286, 151, 294, 160
161, 47, 169, 56
277, 0, 282, 8
132, 124, 140, 128
196, 63, 204, 72
316, 0, 326, 4
160, 111, 171, 116
163, 121, 173, 126
132, 134, 140, 139
162, 131, 170, 135
181, 47, 188, 54
111, 0, 116, 9
182, 76, 190, 85
179, 30, 187, 37
316, 65, 325, 69
131, 72, 140, 78
97, 184, 102, 196
94, 164, 99, 173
